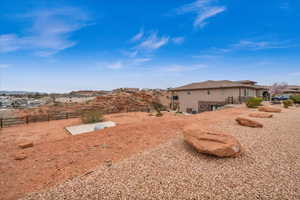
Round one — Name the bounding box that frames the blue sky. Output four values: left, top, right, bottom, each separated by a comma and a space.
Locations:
0, 0, 300, 92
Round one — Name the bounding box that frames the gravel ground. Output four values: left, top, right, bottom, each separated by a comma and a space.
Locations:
23, 107, 300, 200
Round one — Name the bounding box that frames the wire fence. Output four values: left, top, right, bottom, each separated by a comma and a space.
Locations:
0, 107, 150, 128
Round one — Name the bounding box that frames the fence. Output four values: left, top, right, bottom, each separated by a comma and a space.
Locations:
0, 107, 150, 128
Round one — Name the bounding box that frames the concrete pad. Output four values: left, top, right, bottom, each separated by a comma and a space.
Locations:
65, 121, 116, 135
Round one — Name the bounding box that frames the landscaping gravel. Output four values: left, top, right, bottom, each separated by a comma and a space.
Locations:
23, 107, 300, 200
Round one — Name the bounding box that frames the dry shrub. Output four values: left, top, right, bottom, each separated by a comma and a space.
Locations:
81, 110, 104, 124
283, 100, 293, 108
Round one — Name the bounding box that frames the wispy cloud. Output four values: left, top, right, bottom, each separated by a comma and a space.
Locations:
136, 32, 169, 51
280, 2, 290, 10
176, 0, 226, 28
97, 57, 152, 70
131, 58, 152, 65
0, 64, 11, 69
0, 7, 91, 56
172, 37, 185, 45
232, 40, 294, 50
131, 29, 144, 42
205, 39, 295, 54
162, 64, 207, 72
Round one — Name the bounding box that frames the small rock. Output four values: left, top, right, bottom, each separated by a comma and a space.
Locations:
100, 144, 108, 148
236, 117, 263, 128
258, 106, 281, 113
249, 113, 273, 118
14, 153, 27, 160
104, 160, 112, 167
18, 141, 34, 149
183, 125, 242, 157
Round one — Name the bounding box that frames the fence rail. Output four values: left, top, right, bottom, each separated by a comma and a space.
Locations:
0, 107, 150, 128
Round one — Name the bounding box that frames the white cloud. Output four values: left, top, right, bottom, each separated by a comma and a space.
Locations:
105, 61, 123, 70
0, 7, 91, 56
176, 0, 226, 28
0, 64, 10, 68
97, 57, 152, 70
232, 40, 293, 50
206, 39, 295, 54
136, 32, 169, 51
162, 64, 207, 72
172, 37, 185, 45
131, 58, 152, 65
131, 29, 144, 42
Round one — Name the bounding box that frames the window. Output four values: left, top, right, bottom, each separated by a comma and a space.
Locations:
187, 91, 191, 95
207, 90, 210, 95
172, 96, 178, 100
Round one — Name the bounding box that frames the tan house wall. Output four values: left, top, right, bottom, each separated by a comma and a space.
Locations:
175, 87, 258, 113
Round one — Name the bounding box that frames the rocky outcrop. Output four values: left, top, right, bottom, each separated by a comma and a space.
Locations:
18, 141, 34, 149
236, 117, 263, 128
183, 125, 242, 157
249, 113, 273, 118
258, 106, 281, 113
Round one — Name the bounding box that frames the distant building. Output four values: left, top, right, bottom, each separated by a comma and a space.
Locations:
54, 96, 96, 103
112, 88, 140, 93
171, 80, 268, 113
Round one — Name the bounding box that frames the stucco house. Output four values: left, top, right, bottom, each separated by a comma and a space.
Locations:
171, 80, 268, 113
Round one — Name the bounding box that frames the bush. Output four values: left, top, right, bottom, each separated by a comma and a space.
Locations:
246, 97, 263, 108
283, 100, 293, 108
290, 95, 300, 104
81, 110, 104, 124
151, 102, 165, 117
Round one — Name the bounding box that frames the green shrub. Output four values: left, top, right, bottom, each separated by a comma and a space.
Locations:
283, 100, 293, 108
246, 97, 263, 108
290, 95, 300, 104
81, 110, 104, 124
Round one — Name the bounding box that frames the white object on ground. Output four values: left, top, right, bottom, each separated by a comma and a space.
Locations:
65, 121, 116, 135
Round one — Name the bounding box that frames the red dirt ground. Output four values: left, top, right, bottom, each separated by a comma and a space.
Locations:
0, 108, 248, 200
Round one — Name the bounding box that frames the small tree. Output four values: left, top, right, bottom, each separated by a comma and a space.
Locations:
269, 82, 288, 97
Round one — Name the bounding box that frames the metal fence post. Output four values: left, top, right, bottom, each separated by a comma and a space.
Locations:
0, 118, 3, 128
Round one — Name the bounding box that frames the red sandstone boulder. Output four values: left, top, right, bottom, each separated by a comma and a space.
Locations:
18, 141, 34, 149
236, 117, 263, 128
249, 113, 273, 118
14, 153, 27, 160
258, 106, 281, 113
183, 125, 242, 157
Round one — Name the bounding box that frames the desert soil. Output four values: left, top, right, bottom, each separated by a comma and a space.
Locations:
1, 106, 299, 200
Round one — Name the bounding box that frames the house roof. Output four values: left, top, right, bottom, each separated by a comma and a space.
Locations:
171, 80, 262, 91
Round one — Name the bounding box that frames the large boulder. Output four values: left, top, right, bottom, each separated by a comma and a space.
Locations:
14, 153, 27, 160
258, 106, 281, 113
18, 141, 34, 149
249, 113, 273, 118
183, 125, 242, 157
236, 117, 263, 128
